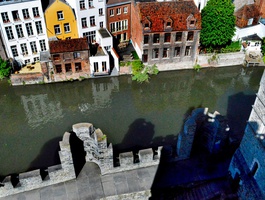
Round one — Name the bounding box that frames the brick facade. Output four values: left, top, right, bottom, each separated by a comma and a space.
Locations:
131, 1, 201, 65
107, 0, 131, 44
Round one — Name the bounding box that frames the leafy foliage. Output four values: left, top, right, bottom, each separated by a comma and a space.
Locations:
131, 60, 159, 83
0, 58, 11, 79
262, 38, 265, 63
193, 63, 201, 72
200, 0, 236, 47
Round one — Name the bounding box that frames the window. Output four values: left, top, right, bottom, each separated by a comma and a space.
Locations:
166, 21, 171, 27
122, 20, 128, 30
163, 48, 169, 58
89, 0, 93, 8
185, 46, 191, 56
110, 23, 115, 32
53, 54, 61, 61
34, 57, 39, 62
73, 52, 81, 59
99, 8, 103, 15
64, 53, 71, 60
144, 23, 150, 28
39, 40, 46, 51
1, 12, 9, 23
174, 47, 181, 57
22, 9, 30, 19
54, 25, 61, 34
116, 21, 121, 31
32, 7, 40, 18
15, 25, 24, 38
102, 61, 107, 71
87, 31, 96, 42
65, 63, 72, 72
30, 41, 37, 54
175, 32, 182, 42
94, 62, 99, 72
248, 18, 253, 26
100, 21, 103, 28
124, 7, 128, 13
90, 16, 95, 26
187, 32, 194, 41
26, 23, 34, 36
75, 62, 82, 72
152, 48, 159, 59
24, 59, 30, 65
35, 21, 43, 34
20, 43, 28, 55
117, 8, 121, 15
81, 18, 87, 28
164, 33, 171, 43
153, 34, 160, 44
64, 23, 70, 33
5, 26, 14, 40
80, 0, 85, 9
11, 45, 18, 57
55, 65, 62, 73
144, 35, 149, 44
250, 162, 259, 177
110, 9, 114, 16
57, 11, 64, 20
12, 11, 20, 21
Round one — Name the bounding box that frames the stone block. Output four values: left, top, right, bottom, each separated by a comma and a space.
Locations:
119, 151, 134, 167
139, 148, 153, 163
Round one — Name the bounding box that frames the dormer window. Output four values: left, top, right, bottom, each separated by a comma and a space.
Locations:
166, 21, 171, 27
145, 23, 149, 28
187, 14, 197, 29
142, 18, 151, 31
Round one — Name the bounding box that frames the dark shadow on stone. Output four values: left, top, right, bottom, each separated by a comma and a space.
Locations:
226, 92, 256, 147
113, 118, 155, 166
28, 137, 61, 172
69, 131, 86, 177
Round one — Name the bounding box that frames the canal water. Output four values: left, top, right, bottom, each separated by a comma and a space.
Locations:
0, 65, 264, 178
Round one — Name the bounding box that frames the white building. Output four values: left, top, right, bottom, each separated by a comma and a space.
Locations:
0, 0, 48, 65
66, 0, 107, 42
192, 0, 209, 12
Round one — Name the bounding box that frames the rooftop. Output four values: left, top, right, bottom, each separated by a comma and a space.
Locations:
98, 28, 112, 38
49, 38, 89, 54
136, 1, 201, 31
106, 0, 131, 6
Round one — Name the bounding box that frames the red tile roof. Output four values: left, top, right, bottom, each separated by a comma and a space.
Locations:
136, 1, 201, 32
235, 4, 260, 28
49, 38, 89, 54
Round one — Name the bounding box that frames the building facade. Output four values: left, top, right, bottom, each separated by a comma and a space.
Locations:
46, 38, 90, 81
44, 0, 78, 40
131, 1, 201, 65
229, 71, 265, 200
0, 0, 48, 65
106, 0, 131, 44
66, 0, 106, 42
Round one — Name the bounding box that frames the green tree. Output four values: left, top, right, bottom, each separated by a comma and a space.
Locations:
0, 58, 11, 79
200, 0, 236, 48
262, 38, 265, 63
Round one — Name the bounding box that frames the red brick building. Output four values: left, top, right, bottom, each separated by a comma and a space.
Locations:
106, 0, 131, 45
131, 1, 201, 65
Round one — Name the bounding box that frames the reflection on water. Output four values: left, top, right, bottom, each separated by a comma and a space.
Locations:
0, 66, 264, 177
21, 94, 63, 128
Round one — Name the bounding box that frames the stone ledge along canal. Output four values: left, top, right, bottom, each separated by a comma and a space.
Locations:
0, 65, 264, 179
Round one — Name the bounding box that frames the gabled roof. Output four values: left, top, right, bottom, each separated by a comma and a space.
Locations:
235, 4, 260, 28
136, 1, 201, 31
49, 38, 89, 54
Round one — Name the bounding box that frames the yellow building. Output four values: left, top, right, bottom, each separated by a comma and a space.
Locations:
45, 0, 78, 40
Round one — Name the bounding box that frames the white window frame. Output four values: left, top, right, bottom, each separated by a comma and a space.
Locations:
80, 0, 86, 9
89, 0, 94, 8
15, 24, 24, 38
5, 26, 14, 40
39, 40, 46, 51
22, 9, 30, 19
11, 45, 18, 57
20, 43, 28, 55
99, 8, 103, 15
32, 7, 40, 18
90, 16, 95, 26
35, 21, 43, 34
123, 7, 128, 13
30, 41, 37, 54
54, 25, 61, 34
26, 23, 34, 36
57, 11, 64, 20
110, 9, 114, 16
1, 12, 9, 23
100, 21, 103, 28
81, 18, 87, 28
117, 8, 121, 15
64, 23, 71, 33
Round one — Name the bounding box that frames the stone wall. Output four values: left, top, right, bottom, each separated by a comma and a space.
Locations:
229, 70, 265, 199
0, 132, 75, 198
10, 73, 44, 86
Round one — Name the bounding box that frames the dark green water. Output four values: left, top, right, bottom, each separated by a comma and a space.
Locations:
0, 66, 264, 177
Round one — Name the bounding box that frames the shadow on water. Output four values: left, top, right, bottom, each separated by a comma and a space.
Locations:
226, 92, 256, 145
69, 132, 86, 177
28, 137, 61, 172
